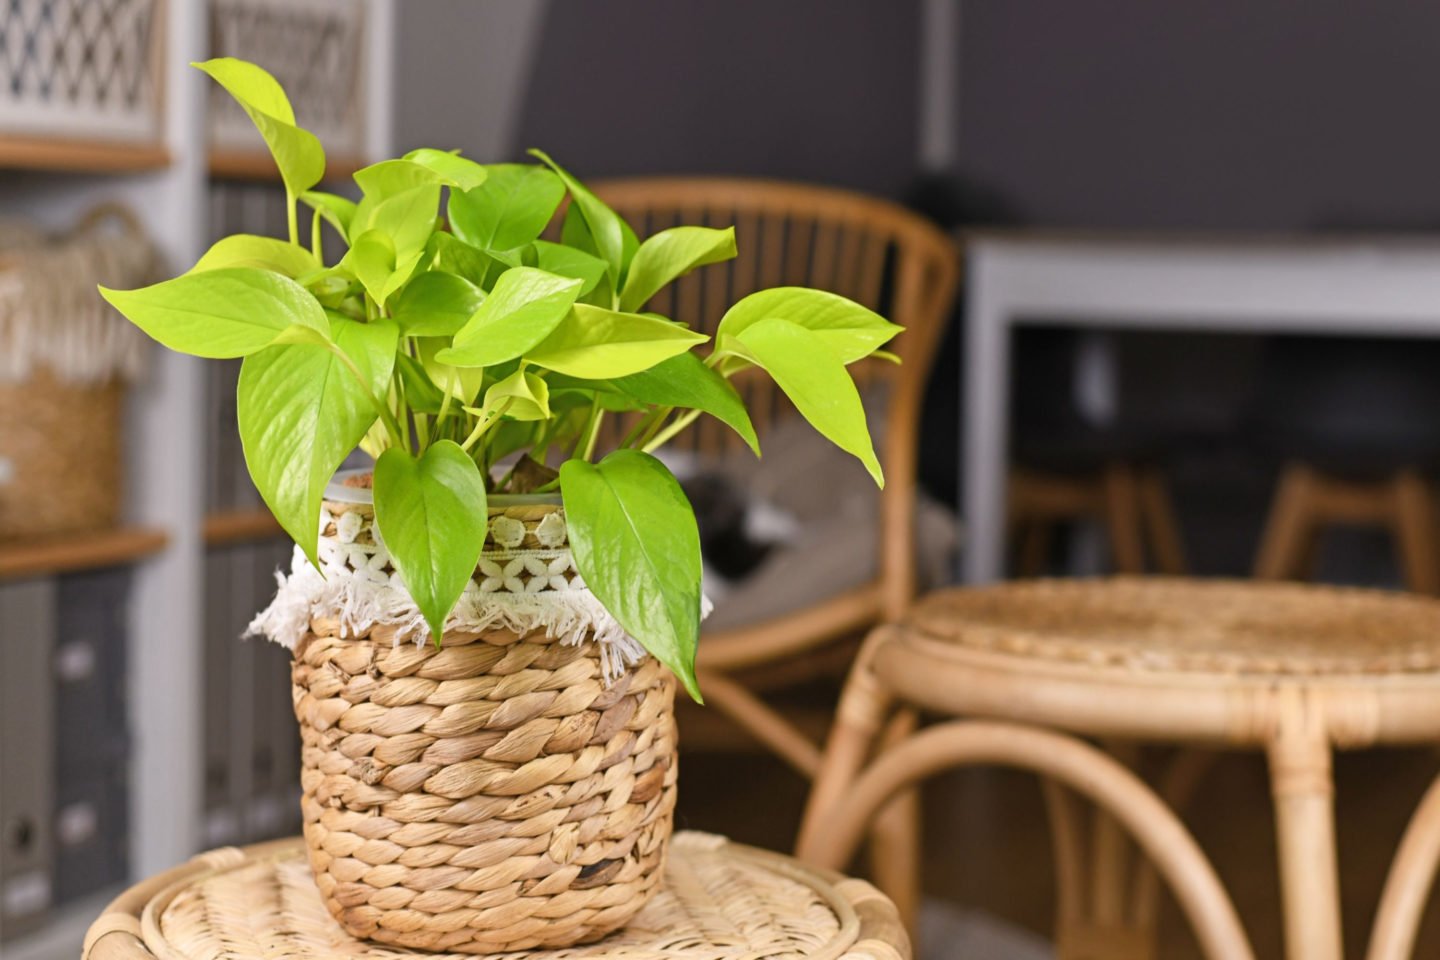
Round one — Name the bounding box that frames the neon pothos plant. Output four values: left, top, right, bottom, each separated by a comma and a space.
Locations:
101, 58, 900, 701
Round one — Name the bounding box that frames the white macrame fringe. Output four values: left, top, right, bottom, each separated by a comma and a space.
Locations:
247, 546, 658, 684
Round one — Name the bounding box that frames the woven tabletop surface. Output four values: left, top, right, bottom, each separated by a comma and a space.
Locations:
127, 833, 874, 960
907, 577, 1440, 676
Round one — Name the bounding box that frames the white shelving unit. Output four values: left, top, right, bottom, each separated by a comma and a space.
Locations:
0, 2, 394, 956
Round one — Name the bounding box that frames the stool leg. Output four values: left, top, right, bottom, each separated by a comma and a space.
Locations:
1267, 730, 1343, 960
869, 708, 922, 931
798, 631, 896, 865
1017, 517, 1054, 577
1391, 469, 1440, 595
1103, 464, 1147, 574
1255, 463, 1318, 580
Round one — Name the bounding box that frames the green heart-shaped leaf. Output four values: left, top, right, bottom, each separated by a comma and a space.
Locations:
717, 287, 903, 364
524, 304, 707, 378
726, 317, 882, 485
373, 441, 488, 642
437, 267, 582, 368
532, 240, 609, 296
100, 267, 330, 359
477, 369, 551, 422
561, 450, 702, 701
193, 58, 325, 196
238, 317, 398, 565
620, 226, 737, 313
612, 352, 758, 454
390, 270, 485, 336
190, 234, 319, 278
531, 149, 637, 283
449, 163, 565, 253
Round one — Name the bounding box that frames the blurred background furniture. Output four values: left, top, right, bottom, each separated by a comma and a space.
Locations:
963, 233, 1440, 585
1249, 337, 1440, 594
592, 178, 959, 774
1008, 328, 1187, 577
799, 578, 1440, 960
82, 833, 910, 960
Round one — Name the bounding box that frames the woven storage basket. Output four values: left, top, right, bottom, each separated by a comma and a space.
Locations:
289, 491, 678, 953
0, 205, 154, 539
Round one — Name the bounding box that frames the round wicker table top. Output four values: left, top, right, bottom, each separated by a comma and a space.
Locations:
907, 577, 1440, 677
83, 833, 906, 960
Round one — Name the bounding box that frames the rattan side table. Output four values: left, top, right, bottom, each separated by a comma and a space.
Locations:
83, 832, 907, 960
797, 577, 1440, 960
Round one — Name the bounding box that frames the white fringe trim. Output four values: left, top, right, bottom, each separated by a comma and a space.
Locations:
246, 546, 709, 685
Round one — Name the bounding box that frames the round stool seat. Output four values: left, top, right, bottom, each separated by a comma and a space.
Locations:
83, 833, 907, 960
876, 577, 1440, 748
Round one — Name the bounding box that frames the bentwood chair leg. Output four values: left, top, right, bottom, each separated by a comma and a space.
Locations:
1368, 770, 1440, 960
869, 707, 922, 930
1267, 730, 1343, 960
800, 720, 1255, 960
797, 631, 896, 863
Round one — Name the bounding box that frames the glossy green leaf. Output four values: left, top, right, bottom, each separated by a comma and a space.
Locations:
437, 267, 583, 368
390, 270, 485, 336
524, 304, 707, 378
404, 148, 489, 190
354, 184, 441, 262
193, 58, 324, 196
190, 234, 319, 278
99, 267, 329, 359
612, 352, 758, 454
619, 226, 737, 312
560, 450, 702, 702
716, 287, 902, 364
533, 240, 609, 296
237, 317, 397, 565
531, 149, 636, 282
449, 163, 565, 253
478, 369, 550, 421
373, 441, 488, 642
726, 317, 881, 484
338, 230, 397, 306
425, 232, 502, 288
417, 337, 485, 405
300, 191, 357, 242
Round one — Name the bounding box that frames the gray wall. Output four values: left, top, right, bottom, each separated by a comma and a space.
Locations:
396, 0, 923, 198
957, 1, 1440, 230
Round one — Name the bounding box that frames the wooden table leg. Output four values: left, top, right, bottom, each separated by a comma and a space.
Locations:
1267, 731, 1343, 960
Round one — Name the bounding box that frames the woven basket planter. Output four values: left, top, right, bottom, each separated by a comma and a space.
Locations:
284, 484, 678, 953
0, 206, 154, 539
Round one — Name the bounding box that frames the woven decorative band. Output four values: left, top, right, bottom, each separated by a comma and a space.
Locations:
292, 614, 679, 952
249, 500, 665, 684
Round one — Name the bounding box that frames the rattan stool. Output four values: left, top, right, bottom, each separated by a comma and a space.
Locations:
797, 577, 1440, 960
83, 832, 907, 960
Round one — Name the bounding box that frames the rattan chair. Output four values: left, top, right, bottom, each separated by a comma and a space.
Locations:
590, 178, 958, 912
798, 577, 1440, 960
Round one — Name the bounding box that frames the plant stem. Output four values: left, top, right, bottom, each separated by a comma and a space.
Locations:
431, 366, 458, 445
326, 343, 404, 448
642, 409, 702, 453
572, 398, 604, 462
460, 399, 511, 452
310, 207, 324, 263
286, 189, 299, 246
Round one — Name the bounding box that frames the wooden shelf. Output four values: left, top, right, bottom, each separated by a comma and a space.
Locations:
204, 508, 284, 546
209, 149, 367, 183
0, 135, 171, 174
0, 527, 169, 580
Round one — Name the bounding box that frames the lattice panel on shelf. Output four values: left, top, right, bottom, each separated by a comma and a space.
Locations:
209, 0, 365, 161
0, 0, 162, 140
